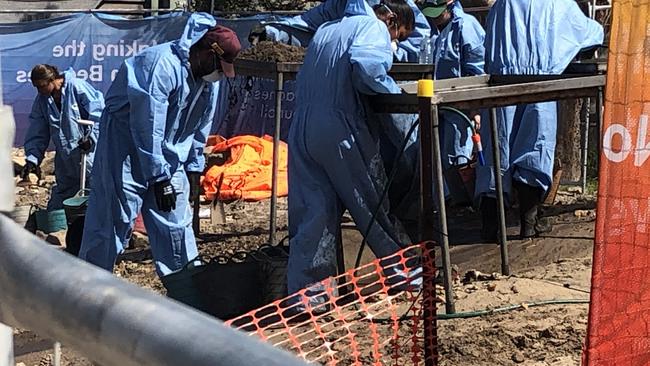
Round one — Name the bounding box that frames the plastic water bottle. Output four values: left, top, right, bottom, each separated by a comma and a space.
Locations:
418, 37, 433, 65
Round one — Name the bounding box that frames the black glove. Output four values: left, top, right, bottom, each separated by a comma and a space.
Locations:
248, 24, 268, 45
187, 172, 201, 202
77, 137, 94, 154
154, 180, 177, 212
20, 161, 40, 181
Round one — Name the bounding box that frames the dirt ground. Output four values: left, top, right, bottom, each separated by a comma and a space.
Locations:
238, 41, 306, 62
10, 148, 597, 365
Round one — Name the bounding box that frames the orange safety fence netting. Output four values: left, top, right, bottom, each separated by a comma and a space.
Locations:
584, 0, 650, 364
202, 135, 288, 201
226, 243, 438, 365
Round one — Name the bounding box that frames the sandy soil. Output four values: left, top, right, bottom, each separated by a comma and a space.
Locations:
238, 41, 306, 63
10, 149, 597, 365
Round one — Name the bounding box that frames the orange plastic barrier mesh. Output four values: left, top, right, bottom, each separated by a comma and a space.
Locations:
584, 1, 650, 364
226, 243, 438, 365
202, 135, 288, 201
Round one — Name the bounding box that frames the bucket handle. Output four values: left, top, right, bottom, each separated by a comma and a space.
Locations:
181, 255, 207, 271
211, 251, 250, 265
252, 244, 289, 263
73, 188, 91, 198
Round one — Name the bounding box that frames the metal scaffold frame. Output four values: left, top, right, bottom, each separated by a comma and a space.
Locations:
231, 60, 435, 245
371, 72, 606, 314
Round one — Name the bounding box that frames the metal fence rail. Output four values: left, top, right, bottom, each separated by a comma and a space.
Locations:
0, 215, 308, 366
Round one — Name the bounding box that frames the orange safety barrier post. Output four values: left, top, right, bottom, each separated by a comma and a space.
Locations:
227, 243, 438, 365
584, 0, 650, 364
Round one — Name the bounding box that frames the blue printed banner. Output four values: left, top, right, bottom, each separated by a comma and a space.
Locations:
0, 13, 297, 146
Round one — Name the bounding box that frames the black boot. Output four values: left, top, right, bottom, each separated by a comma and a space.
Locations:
480, 197, 498, 242
515, 182, 552, 238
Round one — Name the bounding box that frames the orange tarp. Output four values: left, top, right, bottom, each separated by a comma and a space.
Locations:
584, 1, 650, 364
202, 135, 288, 201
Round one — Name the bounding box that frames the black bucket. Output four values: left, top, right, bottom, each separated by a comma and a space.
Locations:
255, 242, 290, 304
192, 253, 264, 320
443, 163, 476, 207
161, 259, 208, 312
63, 191, 89, 256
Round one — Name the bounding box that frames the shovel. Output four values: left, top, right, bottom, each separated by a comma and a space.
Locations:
210, 173, 227, 230
76, 119, 94, 194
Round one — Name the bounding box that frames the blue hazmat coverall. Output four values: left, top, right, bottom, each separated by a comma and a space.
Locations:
79, 13, 218, 277
287, 2, 408, 294
435, 1, 484, 168
264, 0, 430, 62
390, 2, 485, 222
475, 0, 604, 200
24, 68, 104, 211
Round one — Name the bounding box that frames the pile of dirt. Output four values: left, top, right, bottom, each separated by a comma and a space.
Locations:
12, 148, 55, 209
238, 41, 306, 63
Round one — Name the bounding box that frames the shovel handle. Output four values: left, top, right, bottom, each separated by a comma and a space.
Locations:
192, 176, 201, 234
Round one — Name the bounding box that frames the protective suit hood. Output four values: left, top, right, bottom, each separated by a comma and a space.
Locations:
344, 0, 374, 17
172, 12, 217, 62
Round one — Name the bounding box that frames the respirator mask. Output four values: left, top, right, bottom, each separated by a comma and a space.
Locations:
202, 70, 222, 82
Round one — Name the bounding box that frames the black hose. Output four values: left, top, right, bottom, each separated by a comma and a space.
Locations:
354, 107, 474, 268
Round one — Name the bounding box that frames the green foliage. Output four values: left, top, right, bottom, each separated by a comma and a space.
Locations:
190, 0, 315, 12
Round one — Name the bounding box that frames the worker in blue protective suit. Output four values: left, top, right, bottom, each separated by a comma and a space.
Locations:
476, 0, 603, 240
21, 64, 104, 211
78, 14, 242, 277
389, 0, 485, 228
288, 0, 415, 297
248, 0, 429, 63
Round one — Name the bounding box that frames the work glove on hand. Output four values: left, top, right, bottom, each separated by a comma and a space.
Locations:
248, 24, 267, 45
154, 180, 177, 212
20, 161, 40, 181
77, 137, 94, 154
187, 172, 201, 202
469, 110, 481, 131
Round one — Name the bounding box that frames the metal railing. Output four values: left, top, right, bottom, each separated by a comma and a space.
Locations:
0, 214, 308, 366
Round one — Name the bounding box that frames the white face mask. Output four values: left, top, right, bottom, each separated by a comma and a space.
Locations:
202, 70, 222, 83
391, 41, 398, 53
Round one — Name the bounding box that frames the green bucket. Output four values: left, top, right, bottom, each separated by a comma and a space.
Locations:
63, 194, 89, 222
161, 259, 207, 311
34, 209, 68, 234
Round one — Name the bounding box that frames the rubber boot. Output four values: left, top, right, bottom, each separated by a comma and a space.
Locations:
480, 197, 498, 242
515, 182, 552, 238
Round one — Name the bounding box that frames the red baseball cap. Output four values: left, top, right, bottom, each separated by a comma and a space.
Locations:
201, 25, 242, 78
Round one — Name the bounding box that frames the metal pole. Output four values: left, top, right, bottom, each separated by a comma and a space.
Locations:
0, 9, 183, 13
596, 88, 603, 171
80, 151, 87, 192
430, 105, 455, 314
0, 47, 14, 366
269, 73, 283, 245
417, 80, 439, 366
53, 341, 61, 366
418, 94, 435, 243
581, 98, 591, 193
0, 216, 309, 366
490, 108, 510, 276
335, 220, 350, 297
0, 323, 12, 366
